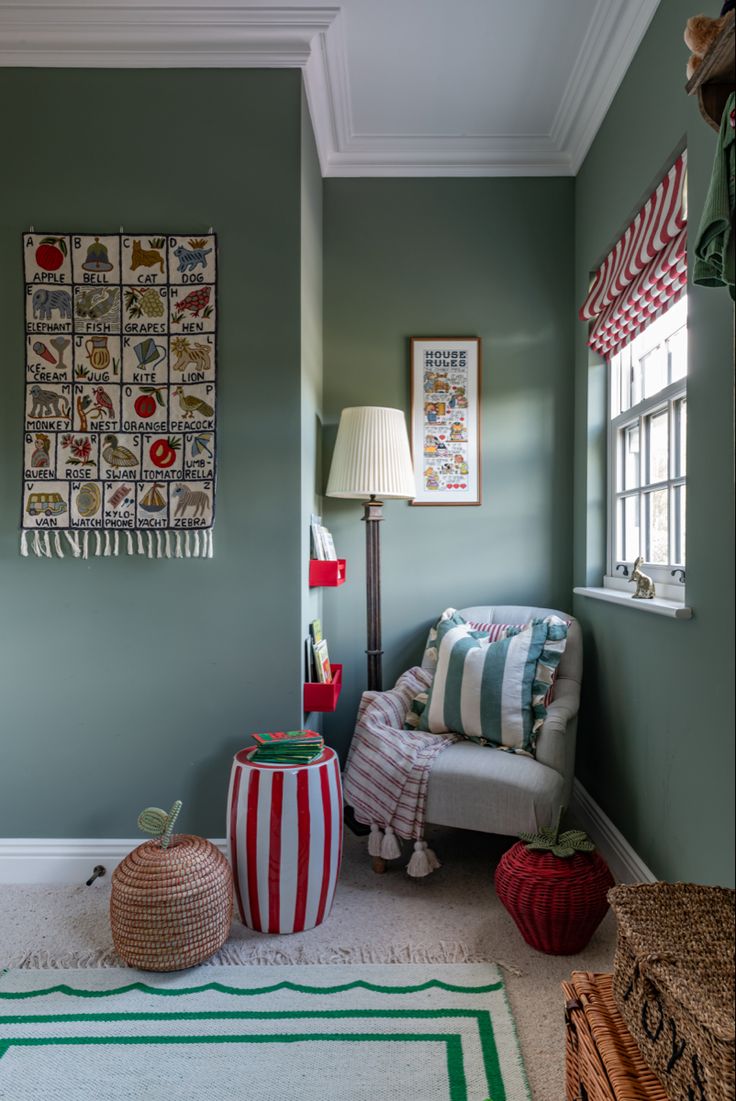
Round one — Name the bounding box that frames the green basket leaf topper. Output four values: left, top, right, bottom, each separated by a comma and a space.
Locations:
518, 806, 595, 858
137, 800, 182, 849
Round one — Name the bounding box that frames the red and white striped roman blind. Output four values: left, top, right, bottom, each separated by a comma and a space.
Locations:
580, 151, 687, 358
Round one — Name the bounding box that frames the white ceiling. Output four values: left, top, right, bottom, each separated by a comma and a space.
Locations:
0, 0, 661, 175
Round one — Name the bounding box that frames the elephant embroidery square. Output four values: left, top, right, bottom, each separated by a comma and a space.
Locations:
21, 232, 217, 558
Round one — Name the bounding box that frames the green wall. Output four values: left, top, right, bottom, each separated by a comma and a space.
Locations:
573, 0, 735, 885
322, 179, 575, 757
0, 69, 306, 838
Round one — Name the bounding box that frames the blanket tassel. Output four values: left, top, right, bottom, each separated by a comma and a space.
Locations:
20, 531, 28, 557
380, 826, 402, 861
407, 840, 441, 878
368, 824, 384, 858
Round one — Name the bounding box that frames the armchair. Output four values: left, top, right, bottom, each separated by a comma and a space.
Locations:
343, 603, 582, 876
423, 605, 582, 837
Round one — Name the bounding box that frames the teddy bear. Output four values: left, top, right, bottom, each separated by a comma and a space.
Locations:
685, 2, 734, 80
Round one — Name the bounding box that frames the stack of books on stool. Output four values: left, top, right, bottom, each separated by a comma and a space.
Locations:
250, 730, 324, 765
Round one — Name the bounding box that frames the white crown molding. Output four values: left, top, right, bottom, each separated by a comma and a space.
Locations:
0, 1, 660, 177
0, 837, 228, 884
0, 3, 339, 68
571, 780, 656, 884
551, 0, 662, 175
323, 136, 572, 178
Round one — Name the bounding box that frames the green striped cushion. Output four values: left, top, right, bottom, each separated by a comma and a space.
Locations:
417, 614, 568, 755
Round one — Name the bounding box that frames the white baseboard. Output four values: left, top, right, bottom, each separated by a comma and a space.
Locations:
0, 838, 228, 886
571, 780, 656, 884
1, 793, 653, 886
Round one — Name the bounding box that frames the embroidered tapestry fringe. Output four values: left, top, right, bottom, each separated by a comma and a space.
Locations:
20, 528, 213, 558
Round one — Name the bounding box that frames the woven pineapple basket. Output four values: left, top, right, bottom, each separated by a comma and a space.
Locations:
609, 883, 735, 1101
111, 834, 233, 972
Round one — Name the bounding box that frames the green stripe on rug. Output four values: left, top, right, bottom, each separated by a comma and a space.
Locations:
0, 964, 528, 1101
0, 978, 504, 1000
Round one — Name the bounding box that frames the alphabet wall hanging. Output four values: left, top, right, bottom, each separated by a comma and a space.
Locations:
20, 231, 217, 559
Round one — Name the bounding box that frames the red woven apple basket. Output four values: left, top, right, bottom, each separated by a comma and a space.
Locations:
495, 819, 614, 955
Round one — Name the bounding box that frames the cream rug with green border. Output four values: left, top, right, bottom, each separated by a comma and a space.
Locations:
0, 964, 530, 1101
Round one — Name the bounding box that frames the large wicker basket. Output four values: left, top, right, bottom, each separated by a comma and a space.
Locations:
111, 834, 233, 972
563, 971, 668, 1100
609, 883, 735, 1101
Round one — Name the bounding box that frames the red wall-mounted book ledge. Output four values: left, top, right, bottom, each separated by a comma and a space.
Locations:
309, 559, 346, 587
304, 664, 342, 713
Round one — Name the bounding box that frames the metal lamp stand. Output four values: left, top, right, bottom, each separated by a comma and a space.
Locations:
362, 496, 384, 692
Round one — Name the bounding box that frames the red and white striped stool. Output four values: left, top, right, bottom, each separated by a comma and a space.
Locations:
227, 746, 343, 934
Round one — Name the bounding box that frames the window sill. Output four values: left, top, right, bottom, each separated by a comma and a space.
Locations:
573, 586, 692, 619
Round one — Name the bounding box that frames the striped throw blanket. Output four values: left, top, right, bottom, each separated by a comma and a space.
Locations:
343, 667, 456, 877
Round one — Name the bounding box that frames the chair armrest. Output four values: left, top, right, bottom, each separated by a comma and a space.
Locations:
534, 676, 580, 803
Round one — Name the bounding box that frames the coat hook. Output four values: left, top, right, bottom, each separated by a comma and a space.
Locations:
86, 865, 106, 886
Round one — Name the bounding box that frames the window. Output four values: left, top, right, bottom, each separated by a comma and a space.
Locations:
608, 295, 687, 591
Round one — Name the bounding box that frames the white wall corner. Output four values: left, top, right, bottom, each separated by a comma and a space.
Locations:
302, 9, 351, 177
0, 838, 228, 885
551, 0, 662, 174
571, 780, 657, 884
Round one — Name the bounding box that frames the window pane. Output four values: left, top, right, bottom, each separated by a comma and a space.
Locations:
631, 353, 642, 407
641, 344, 667, 398
611, 350, 622, 416
675, 484, 686, 566
647, 489, 669, 563
668, 324, 687, 382
677, 398, 687, 476
623, 424, 640, 489
619, 495, 640, 562
648, 411, 669, 484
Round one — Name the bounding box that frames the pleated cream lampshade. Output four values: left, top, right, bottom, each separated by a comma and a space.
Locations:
326, 407, 416, 500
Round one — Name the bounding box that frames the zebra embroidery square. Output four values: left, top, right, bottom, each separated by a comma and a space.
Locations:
21, 231, 217, 559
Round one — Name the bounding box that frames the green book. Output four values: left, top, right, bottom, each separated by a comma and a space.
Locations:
252, 730, 322, 748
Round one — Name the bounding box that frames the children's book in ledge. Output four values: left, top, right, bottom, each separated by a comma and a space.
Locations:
310, 515, 327, 560
320, 528, 338, 561
313, 638, 332, 683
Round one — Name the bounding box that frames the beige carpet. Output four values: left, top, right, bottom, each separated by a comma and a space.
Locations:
0, 826, 617, 1100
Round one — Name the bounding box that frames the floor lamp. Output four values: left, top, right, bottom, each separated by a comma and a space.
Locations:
326, 407, 416, 692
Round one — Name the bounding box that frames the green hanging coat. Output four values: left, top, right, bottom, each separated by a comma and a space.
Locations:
693, 92, 735, 300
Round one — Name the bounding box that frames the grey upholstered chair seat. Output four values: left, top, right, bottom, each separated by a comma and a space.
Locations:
423, 605, 582, 838
426, 741, 565, 835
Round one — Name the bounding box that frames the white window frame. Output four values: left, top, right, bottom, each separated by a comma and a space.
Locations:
605, 297, 687, 601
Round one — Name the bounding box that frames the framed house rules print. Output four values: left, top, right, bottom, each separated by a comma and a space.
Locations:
410, 337, 481, 505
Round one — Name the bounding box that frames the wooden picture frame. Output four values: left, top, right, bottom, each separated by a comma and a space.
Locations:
409, 337, 481, 506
